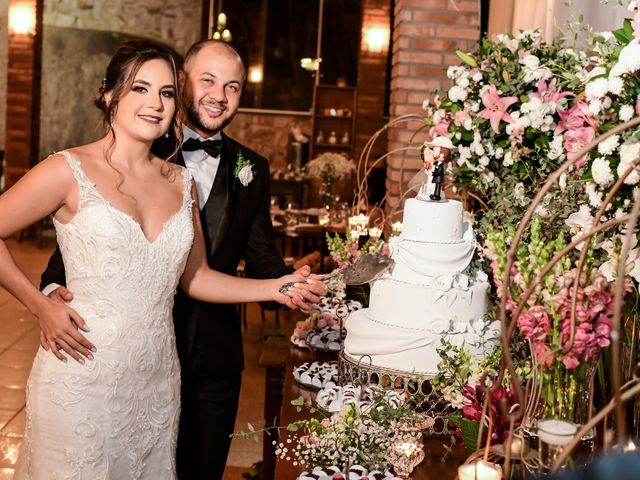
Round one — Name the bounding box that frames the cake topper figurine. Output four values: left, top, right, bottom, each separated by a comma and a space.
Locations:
421, 136, 454, 201
408, 136, 455, 201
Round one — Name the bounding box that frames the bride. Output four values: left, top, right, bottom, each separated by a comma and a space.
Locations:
0, 40, 323, 479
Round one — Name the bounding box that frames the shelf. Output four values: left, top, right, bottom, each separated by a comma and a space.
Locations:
314, 143, 352, 148
314, 115, 353, 120
310, 84, 357, 160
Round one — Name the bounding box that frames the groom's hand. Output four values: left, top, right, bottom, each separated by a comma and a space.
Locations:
40, 286, 95, 362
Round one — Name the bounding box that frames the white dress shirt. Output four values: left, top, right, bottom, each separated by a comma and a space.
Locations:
181, 126, 223, 208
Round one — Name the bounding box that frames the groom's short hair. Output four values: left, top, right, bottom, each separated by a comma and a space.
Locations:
183, 40, 246, 81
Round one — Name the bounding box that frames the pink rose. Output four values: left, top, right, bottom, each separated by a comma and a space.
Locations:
564, 127, 595, 167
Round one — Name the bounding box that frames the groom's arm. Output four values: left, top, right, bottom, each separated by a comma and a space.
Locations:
243, 156, 293, 279
40, 245, 67, 291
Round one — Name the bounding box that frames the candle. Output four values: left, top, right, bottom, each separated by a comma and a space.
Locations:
368, 226, 382, 240
457, 461, 502, 480
508, 437, 524, 456
348, 214, 369, 238
221, 29, 232, 42
396, 441, 418, 456
391, 221, 403, 236
319, 214, 329, 226
537, 419, 578, 446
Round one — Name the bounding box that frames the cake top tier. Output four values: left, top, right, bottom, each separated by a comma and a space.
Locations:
401, 198, 465, 243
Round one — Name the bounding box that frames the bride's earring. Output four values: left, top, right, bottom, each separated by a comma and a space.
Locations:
165, 131, 169, 138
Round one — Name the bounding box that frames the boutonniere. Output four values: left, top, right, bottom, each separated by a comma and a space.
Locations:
234, 149, 254, 187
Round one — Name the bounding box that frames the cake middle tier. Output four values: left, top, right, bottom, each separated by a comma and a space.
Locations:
367, 276, 488, 331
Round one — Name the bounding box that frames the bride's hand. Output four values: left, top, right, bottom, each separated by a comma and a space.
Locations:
34, 297, 96, 364
272, 265, 326, 310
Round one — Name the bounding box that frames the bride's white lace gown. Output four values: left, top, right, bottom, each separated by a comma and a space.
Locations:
14, 151, 195, 479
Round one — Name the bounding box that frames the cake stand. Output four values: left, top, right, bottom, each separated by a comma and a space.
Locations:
339, 351, 459, 435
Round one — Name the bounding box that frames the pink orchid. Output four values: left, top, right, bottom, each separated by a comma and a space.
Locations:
478, 84, 518, 133
633, 10, 640, 40
564, 127, 595, 167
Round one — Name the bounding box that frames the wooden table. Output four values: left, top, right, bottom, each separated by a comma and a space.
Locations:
270, 341, 470, 479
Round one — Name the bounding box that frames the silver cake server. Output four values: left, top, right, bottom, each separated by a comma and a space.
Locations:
341, 253, 395, 285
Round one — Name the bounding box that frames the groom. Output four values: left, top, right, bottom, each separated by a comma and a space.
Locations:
40, 39, 313, 479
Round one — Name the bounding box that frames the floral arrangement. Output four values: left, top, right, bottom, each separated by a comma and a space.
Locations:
306, 153, 356, 208
485, 218, 620, 372
326, 233, 389, 270
421, 9, 640, 284
431, 338, 530, 451
306, 152, 356, 184
274, 399, 414, 471
450, 381, 522, 452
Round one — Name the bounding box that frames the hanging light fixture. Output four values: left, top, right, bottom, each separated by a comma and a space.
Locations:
8, 4, 36, 35
211, 12, 232, 42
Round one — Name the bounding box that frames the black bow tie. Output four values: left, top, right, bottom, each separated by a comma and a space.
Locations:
182, 137, 222, 158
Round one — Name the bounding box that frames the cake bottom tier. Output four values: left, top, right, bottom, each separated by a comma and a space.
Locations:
344, 309, 500, 376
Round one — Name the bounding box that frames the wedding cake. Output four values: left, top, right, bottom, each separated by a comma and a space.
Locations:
343, 198, 500, 376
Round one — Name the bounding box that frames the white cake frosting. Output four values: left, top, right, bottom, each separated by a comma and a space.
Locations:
344, 198, 500, 376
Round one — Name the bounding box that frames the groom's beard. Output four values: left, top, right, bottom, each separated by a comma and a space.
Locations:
184, 100, 236, 138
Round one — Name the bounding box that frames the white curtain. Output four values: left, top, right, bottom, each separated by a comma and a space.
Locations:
489, 0, 630, 41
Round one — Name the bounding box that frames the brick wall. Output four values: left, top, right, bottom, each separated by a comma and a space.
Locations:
4, 0, 41, 190
386, 0, 480, 216
0, 0, 8, 151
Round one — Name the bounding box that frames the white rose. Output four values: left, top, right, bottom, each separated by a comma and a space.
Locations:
519, 54, 540, 68
611, 40, 640, 77
503, 150, 514, 166
238, 165, 254, 186
433, 274, 454, 292
448, 85, 467, 102
591, 157, 614, 186
454, 273, 470, 290
620, 104, 634, 121
618, 143, 640, 184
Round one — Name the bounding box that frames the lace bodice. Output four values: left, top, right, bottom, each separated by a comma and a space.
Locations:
14, 151, 195, 479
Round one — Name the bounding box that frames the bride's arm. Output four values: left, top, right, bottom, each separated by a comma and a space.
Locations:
0, 154, 95, 362
179, 183, 324, 309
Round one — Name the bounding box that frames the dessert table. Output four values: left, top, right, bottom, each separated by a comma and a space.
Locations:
268, 336, 470, 479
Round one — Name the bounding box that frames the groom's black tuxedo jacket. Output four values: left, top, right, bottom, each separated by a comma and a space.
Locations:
40, 132, 291, 375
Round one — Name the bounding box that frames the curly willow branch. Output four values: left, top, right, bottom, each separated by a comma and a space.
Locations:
495, 116, 640, 422
354, 114, 427, 214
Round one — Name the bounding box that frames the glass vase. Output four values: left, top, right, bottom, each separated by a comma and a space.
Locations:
523, 344, 597, 469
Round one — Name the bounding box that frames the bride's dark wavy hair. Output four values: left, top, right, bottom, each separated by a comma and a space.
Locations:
95, 39, 183, 187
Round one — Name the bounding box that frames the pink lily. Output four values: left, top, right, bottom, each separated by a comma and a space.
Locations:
633, 10, 640, 40
478, 84, 518, 133
555, 99, 596, 135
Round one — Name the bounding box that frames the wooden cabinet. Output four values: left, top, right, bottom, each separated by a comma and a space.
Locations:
309, 85, 357, 160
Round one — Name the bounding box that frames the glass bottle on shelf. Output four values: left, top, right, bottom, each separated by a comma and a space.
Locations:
315, 130, 325, 143
328, 131, 337, 144
340, 131, 350, 144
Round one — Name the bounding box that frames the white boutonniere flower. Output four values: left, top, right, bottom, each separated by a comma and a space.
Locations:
234, 149, 254, 186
